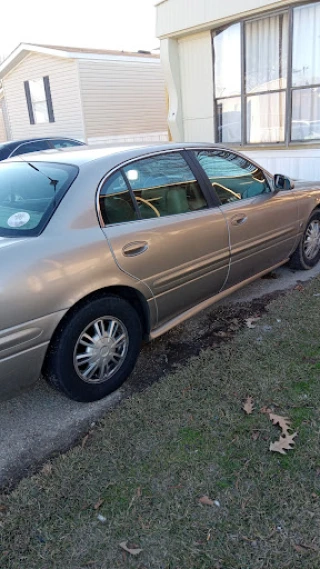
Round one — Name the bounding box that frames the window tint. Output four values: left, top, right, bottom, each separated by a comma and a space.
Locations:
0, 145, 12, 161
194, 150, 270, 204
50, 139, 83, 149
99, 171, 138, 225
0, 161, 78, 237
123, 153, 208, 219
11, 140, 50, 157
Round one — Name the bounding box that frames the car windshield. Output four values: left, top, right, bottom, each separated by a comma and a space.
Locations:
0, 161, 78, 237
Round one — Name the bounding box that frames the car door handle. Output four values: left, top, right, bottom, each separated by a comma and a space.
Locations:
231, 215, 248, 226
122, 241, 149, 256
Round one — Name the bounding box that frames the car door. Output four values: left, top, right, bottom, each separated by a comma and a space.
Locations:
193, 149, 299, 288
98, 150, 230, 326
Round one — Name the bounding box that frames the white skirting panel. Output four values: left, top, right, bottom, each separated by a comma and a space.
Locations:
87, 131, 169, 144
243, 148, 320, 181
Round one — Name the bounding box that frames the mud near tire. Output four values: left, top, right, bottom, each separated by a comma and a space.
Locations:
123, 292, 283, 395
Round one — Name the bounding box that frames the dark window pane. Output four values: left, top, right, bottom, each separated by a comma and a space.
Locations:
246, 92, 285, 143
216, 97, 241, 143
291, 88, 320, 140
214, 24, 241, 98
123, 153, 208, 219
99, 171, 138, 225
194, 150, 270, 204
245, 13, 288, 93
292, 2, 320, 87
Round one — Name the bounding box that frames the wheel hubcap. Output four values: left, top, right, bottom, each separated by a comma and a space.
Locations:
74, 317, 129, 384
304, 220, 320, 260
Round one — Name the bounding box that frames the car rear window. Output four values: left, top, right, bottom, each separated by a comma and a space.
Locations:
0, 161, 78, 237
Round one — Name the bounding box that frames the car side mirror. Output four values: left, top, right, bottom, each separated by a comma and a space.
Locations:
273, 174, 294, 191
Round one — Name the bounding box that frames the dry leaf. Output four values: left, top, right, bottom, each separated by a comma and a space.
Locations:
93, 498, 104, 510
294, 284, 304, 292
245, 317, 260, 329
269, 413, 292, 436
251, 431, 260, 441
269, 433, 297, 455
81, 434, 89, 448
243, 396, 254, 415
119, 541, 143, 556
41, 463, 52, 476
199, 495, 214, 506
0, 504, 8, 512
260, 406, 272, 415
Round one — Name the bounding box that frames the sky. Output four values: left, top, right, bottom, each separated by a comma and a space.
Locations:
0, 0, 159, 60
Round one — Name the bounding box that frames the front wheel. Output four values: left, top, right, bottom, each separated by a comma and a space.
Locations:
44, 296, 142, 402
289, 211, 320, 270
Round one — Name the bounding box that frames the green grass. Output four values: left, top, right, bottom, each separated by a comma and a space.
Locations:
1, 278, 320, 568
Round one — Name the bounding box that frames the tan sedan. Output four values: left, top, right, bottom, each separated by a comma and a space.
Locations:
1, 143, 320, 402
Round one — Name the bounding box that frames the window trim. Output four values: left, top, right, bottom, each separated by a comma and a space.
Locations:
96, 149, 218, 228
212, 0, 320, 148
24, 76, 55, 125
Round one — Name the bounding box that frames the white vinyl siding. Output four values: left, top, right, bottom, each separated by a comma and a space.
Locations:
3, 53, 84, 140
78, 59, 167, 140
178, 32, 214, 141
156, 0, 296, 37
0, 99, 7, 142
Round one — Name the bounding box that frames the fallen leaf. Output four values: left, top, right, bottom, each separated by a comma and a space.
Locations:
137, 487, 142, 498
260, 406, 272, 414
269, 433, 297, 455
119, 541, 143, 556
294, 284, 304, 292
293, 542, 319, 552
243, 396, 254, 415
269, 413, 292, 436
251, 431, 260, 441
93, 498, 104, 510
41, 463, 52, 476
81, 434, 89, 448
245, 317, 260, 329
0, 504, 8, 512
199, 495, 214, 506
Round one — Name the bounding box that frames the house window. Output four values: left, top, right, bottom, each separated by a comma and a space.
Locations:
213, 1, 320, 146
24, 76, 55, 125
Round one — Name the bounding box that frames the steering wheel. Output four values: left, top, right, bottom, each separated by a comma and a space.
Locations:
135, 196, 160, 217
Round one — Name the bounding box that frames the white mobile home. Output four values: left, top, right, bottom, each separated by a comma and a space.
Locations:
0, 43, 167, 144
156, 0, 320, 179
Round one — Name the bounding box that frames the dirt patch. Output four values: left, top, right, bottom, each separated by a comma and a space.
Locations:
124, 291, 283, 395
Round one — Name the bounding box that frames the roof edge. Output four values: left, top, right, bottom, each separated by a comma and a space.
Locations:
0, 43, 160, 80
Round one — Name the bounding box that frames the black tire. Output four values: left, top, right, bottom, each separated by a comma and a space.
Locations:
44, 296, 142, 402
289, 211, 320, 270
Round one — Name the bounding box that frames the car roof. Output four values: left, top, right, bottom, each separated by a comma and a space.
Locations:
3, 141, 230, 168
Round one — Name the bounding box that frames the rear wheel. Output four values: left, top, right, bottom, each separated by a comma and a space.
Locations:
289, 211, 320, 270
44, 296, 142, 402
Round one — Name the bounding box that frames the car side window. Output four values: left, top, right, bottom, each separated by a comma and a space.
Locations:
99, 171, 139, 225
194, 150, 271, 205
50, 139, 82, 148
11, 140, 50, 156
122, 152, 208, 219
